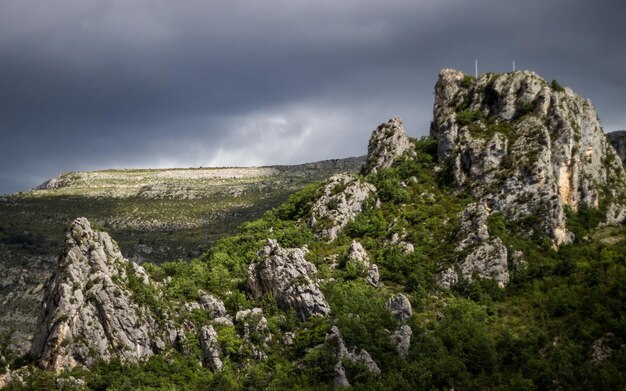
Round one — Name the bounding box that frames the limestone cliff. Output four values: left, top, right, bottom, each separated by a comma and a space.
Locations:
29, 218, 165, 371
431, 69, 626, 246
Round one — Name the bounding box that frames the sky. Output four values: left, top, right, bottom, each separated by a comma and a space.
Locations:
1, 0, 625, 194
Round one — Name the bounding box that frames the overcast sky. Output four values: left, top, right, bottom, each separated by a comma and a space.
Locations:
1, 0, 625, 194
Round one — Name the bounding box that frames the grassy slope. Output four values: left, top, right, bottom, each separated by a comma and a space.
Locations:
0, 158, 363, 353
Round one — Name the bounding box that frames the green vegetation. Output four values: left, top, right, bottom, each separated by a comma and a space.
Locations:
5, 136, 626, 390
551, 79, 566, 92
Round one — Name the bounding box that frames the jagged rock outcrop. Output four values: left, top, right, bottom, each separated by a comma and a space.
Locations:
607, 131, 626, 168
391, 325, 412, 358
387, 294, 413, 357
326, 326, 381, 387
387, 293, 412, 323
235, 308, 272, 360
431, 69, 626, 246
200, 325, 223, 372
185, 290, 228, 319
438, 203, 510, 288
29, 218, 164, 371
346, 240, 379, 286
247, 240, 331, 320
364, 117, 413, 174
309, 174, 376, 241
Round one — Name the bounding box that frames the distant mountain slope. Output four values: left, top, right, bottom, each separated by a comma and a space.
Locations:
0, 157, 363, 353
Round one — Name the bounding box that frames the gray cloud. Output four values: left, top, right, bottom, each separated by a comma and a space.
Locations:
1, 0, 625, 194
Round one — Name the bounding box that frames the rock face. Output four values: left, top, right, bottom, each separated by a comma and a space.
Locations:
309, 174, 376, 241
346, 240, 379, 286
200, 325, 223, 372
326, 326, 381, 387
247, 240, 331, 320
391, 325, 412, 358
439, 203, 510, 288
431, 69, 626, 245
387, 294, 412, 323
364, 117, 413, 174
235, 308, 272, 360
607, 131, 626, 168
29, 218, 163, 371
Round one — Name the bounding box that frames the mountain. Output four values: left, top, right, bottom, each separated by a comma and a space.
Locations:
2, 71, 626, 390
0, 158, 363, 354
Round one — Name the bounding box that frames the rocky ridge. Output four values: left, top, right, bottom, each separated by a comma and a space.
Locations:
29, 218, 165, 371
431, 69, 626, 286
432, 69, 626, 244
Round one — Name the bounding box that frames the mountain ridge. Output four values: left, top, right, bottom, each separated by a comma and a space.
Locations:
2, 69, 626, 389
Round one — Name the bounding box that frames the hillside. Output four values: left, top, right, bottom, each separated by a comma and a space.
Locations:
2, 70, 626, 390
0, 158, 363, 354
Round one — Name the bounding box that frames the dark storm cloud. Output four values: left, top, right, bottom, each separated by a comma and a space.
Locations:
1, 0, 625, 194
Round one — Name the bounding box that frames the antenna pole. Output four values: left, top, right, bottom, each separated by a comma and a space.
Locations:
513, 60, 516, 71
475, 59, 478, 78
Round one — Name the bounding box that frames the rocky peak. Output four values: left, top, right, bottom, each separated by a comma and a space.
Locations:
431, 69, 626, 245
29, 217, 164, 371
247, 239, 331, 320
364, 117, 413, 174
607, 130, 626, 168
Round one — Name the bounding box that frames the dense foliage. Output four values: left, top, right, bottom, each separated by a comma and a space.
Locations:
6, 137, 626, 390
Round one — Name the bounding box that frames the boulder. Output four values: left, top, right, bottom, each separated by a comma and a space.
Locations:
247, 240, 331, 320
387, 293, 412, 323
235, 308, 272, 360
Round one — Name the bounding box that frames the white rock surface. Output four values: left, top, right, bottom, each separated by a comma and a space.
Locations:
364, 117, 413, 174
326, 326, 381, 387
29, 218, 164, 371
346, 240, 380, 286
247, 240, 331, 320
309, 174, 376, 241
200, 325, 223, 372
431, 69, 626, 245
391, 325, 412, 358
387, 293, 412, 323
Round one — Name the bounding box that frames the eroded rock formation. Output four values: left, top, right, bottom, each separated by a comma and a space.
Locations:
364, 117, 413, 174
346, 240, 379, 286
431, 69, 626, 246
29, 218, 164, 371
247, 240, 331, 320
309, 174, 376, 241
326, 326, 381, 387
